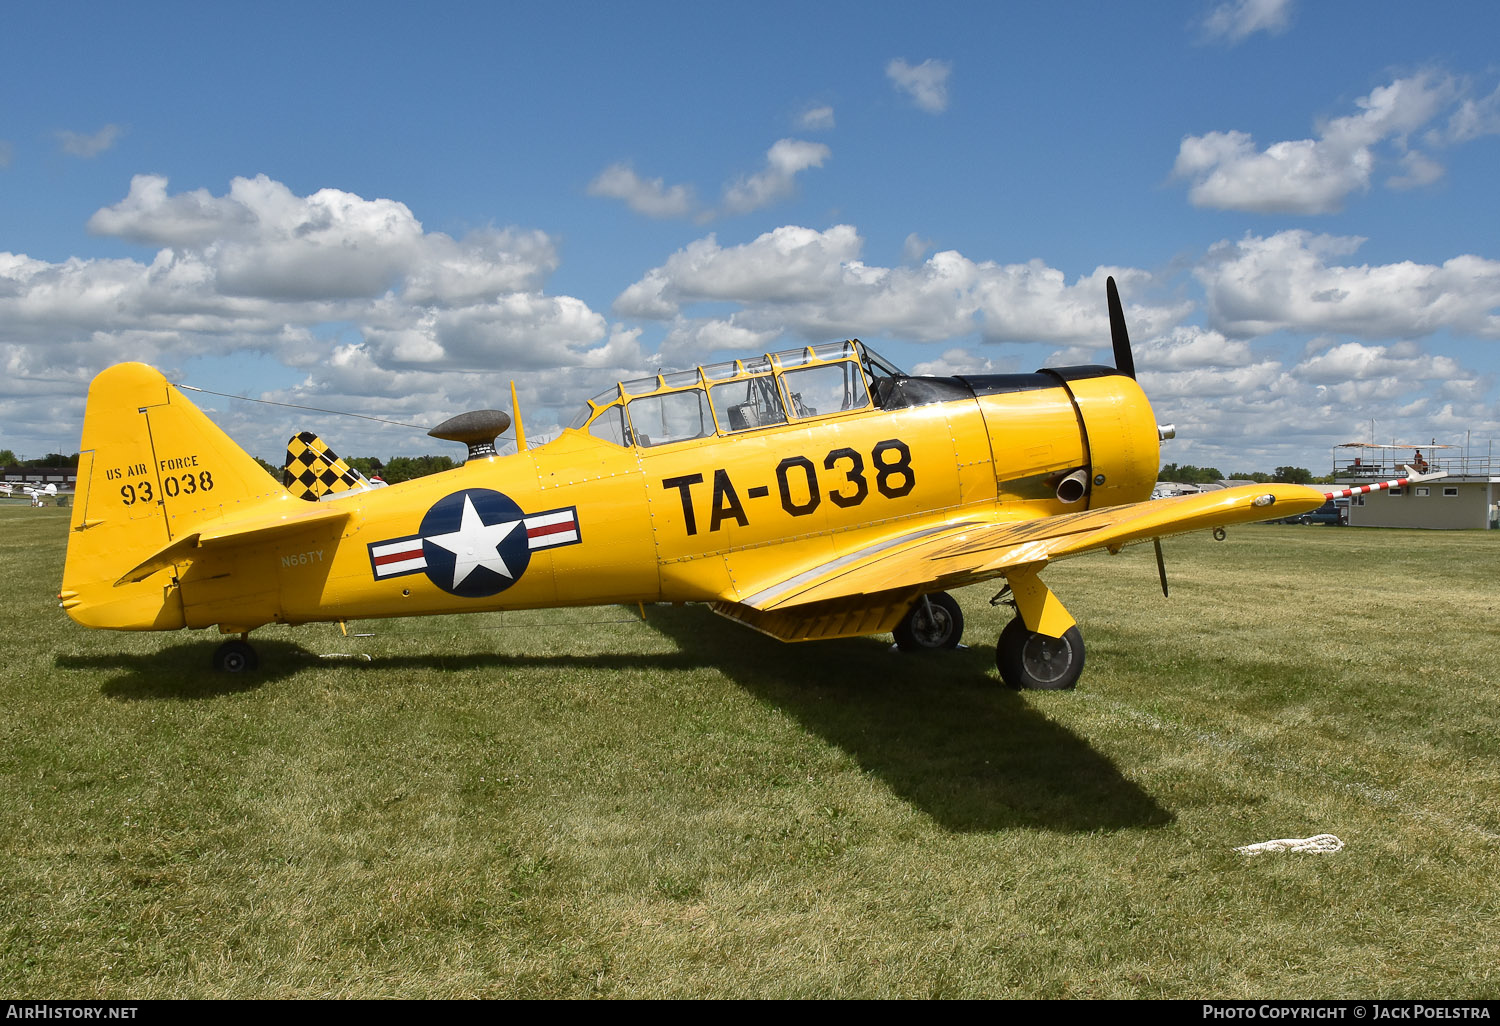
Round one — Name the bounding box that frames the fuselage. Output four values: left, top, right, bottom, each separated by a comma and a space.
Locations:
62, 342, 1161, 635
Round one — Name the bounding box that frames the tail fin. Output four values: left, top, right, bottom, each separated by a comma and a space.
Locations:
60, 363, 287, 630
282, 431, 373, 501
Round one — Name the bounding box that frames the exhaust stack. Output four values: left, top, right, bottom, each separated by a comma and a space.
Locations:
1056, 469, 1090, 504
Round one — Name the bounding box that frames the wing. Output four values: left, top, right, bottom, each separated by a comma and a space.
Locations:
712, 483, 1325, 640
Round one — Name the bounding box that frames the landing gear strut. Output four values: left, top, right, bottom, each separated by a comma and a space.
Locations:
991, 567, 1086, 689
212, 638, 259, 673
995, 618, 1085, 690
893, 591, 964, 650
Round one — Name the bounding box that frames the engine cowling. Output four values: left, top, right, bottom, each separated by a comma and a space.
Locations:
1051, 368, 1161, 509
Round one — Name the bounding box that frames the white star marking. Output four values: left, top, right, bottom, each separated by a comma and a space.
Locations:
424, 495, 521, 590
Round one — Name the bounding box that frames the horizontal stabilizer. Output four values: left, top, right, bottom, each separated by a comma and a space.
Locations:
116, 502, 350, 585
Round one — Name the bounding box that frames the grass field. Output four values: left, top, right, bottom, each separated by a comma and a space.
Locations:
3, 506, 1496, 998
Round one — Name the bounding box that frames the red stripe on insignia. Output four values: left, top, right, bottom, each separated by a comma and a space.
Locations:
527, 520, 575, 540
373, 545, 423, 566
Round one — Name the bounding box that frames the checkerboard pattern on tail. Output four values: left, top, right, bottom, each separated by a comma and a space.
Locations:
283, 432, 366, 501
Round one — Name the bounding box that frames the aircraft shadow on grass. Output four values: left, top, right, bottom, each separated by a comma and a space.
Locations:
59, 607, 1171, 834
60, 634, 715, 700
59, 640, 309, 699
333, 607, 1175, 834
641, 605, 1172, 835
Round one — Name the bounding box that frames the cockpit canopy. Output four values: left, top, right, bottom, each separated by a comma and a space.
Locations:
569, 340, 906, 448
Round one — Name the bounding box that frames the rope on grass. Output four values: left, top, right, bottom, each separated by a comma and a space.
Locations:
1234, 834, 1344, 855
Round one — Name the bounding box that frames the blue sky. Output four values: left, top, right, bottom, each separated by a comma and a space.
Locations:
2, 0, 1497, 474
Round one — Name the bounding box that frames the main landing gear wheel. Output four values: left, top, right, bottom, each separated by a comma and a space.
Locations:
212, 639, 259, 673
996, 618, 1085, 690
893, 591, 964, 651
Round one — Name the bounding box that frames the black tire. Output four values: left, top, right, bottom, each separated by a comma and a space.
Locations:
893, 592, 964, 650
212, 639, 259, 673
996, 618, 1084, 690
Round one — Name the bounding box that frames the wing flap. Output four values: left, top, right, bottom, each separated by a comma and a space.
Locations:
711, 594, 915, 642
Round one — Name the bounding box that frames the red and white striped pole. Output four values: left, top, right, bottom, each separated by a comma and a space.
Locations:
1322, 471, 1442, 501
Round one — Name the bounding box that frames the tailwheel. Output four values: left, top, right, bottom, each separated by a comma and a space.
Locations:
212, 639, 259, 673
893, 591, 964, 651
996, 618, 1084, 690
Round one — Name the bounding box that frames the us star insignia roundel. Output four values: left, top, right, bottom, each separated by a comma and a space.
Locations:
366, 489, 581, 598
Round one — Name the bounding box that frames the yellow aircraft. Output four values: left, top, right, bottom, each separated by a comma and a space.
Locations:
63, 279, 1362, 687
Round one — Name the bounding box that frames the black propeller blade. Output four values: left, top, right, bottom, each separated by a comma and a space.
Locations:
1106, 275, 1136, 380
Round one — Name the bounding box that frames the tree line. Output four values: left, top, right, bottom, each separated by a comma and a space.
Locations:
250, 454, 459, 484
0, 450, 79, 468
346, 456, 458, 483
1158, 463, 1331, 485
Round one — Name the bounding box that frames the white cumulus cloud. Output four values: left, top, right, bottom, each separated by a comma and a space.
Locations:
1, 175, 620, 458
909, 348, 1009, 377
721, 139, 831, 215
1173, 73, 1458, 213
613, 225, 1188, 362
1137, 325, 1255, 370
56, 124, 124, 158
902, 233, 932, 264
1387, 150, 1445, 189
886, 58, 951, 114
591, 140, 830, 220
1447, 83, 1500, 142
1196, 230, 1500, 339
88, 173, 258, 246
1199, 0, 1295, 44
587, 163, 696, 219
798, 105, 835, 131
1296, 340, 1468, 385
